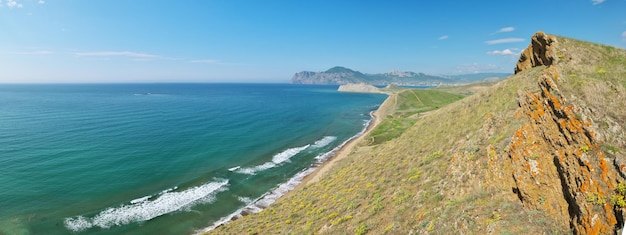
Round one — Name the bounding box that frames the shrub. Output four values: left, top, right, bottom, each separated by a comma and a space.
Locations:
617, 182, 626, 195
611, 194, 626, 208
580, 145, 591, 154
355, 223, 369, 235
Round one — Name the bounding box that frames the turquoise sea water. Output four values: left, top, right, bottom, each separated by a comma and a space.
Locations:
0, 83, 386, 234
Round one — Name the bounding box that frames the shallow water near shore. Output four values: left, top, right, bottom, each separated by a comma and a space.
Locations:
0, 83, 385, 235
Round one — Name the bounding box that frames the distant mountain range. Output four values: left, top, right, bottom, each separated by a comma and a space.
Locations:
291, 66, 511, 86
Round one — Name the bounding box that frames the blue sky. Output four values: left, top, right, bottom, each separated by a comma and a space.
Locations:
1, 0, 625, 83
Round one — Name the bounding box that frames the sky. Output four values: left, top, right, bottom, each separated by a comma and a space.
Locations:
1, 0, 625, 83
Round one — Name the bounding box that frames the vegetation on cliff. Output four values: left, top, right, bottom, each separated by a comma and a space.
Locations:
210, 32, 626, 234
291, 66, 509, 86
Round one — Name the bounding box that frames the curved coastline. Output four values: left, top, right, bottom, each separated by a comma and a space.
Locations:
197, 94, 394, 234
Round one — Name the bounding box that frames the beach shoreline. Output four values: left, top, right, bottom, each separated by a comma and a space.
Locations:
198, 93, 395, 234
299, 101, 386, 186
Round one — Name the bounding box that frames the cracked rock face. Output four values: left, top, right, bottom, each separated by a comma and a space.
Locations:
515, 32, 559, 74
509, 32, 624, 234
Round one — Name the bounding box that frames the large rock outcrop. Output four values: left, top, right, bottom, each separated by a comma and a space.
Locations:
508, 67, 620, 233
515, 31, 559, 74
508, 32, 626, 234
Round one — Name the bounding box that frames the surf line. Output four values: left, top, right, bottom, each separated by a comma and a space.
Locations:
64, 179, 229, 232
228, 135, 338, 176
198, 111, 377, 234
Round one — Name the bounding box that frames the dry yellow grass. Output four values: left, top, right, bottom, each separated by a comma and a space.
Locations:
208, 34, 626, 234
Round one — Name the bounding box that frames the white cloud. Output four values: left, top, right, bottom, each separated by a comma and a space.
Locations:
592, 0, 606, 5
622, 31, 626, 42
38, 0, 45, 4
497, 27, 515, 33
487, 48, 520, 56
438, 35, 449, 40
191, 59, 219, 64
6, 0, 23, 8
485, 38, 525, 45
74, 51, 160, 60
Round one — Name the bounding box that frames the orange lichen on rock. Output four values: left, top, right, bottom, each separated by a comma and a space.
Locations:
515, 32, 559, 74
600, 158, 610, 184
508, 59, 621, 232
604, 203, 617, 225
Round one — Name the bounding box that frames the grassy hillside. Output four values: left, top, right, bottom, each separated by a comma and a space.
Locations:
367, 89, 464, 145
209, 33, 626, 234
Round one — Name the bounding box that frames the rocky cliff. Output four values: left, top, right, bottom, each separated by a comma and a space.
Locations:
514, 31, 559, 74
291, 66, 453, 85
210, 32, 626, 234
507, 32, 626, 233
291, 67, 369, 85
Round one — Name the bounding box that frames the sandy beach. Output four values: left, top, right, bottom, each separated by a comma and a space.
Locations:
199, 93, 396, 234
301, 92, 396, 185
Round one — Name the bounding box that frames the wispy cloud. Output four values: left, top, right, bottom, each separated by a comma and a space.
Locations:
487, 48, 520, 56
6, 0, 23, 8
74, 51, 160, 60
438, 35, 449, 40
622, 31, 626, 42
485, 38, 525, 45
191, 59, 219, 64
592, 0, 606, 5
497, 27, 515, 33
1, 0, 44, 8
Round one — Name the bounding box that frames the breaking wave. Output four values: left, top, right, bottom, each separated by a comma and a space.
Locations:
234, 145, 309, 175
199, 112, 376, 233
64, 179, 229, 232
233, 136, 337, 175
311, 136, 337, 148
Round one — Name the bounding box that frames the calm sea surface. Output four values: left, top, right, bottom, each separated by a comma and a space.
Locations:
0, 83, 386, 234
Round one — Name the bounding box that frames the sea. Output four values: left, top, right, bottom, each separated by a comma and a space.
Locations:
0, 83, 387, 235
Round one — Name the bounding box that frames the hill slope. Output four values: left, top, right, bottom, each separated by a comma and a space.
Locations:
291, 66, 510, 86
210, 32, 626, 234
291, 66, 453, 85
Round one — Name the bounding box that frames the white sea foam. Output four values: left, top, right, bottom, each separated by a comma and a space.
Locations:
311, 136, 337, 148
271, 145, 309, 164
130, 196, 151, 204
199, 114, 378, 234
160, 186, 178, 194
235, 145, 310, 175
236, 196, 254, 204
64, 179, 229, 232
228, 166, 241, 172
197, 168, 317, 234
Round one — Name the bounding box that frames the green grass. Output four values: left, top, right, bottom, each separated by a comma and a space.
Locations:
211, 69, 555, 234
367, 89, 464, 145
557, 36, 626, 90
209, 33, 626, 234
